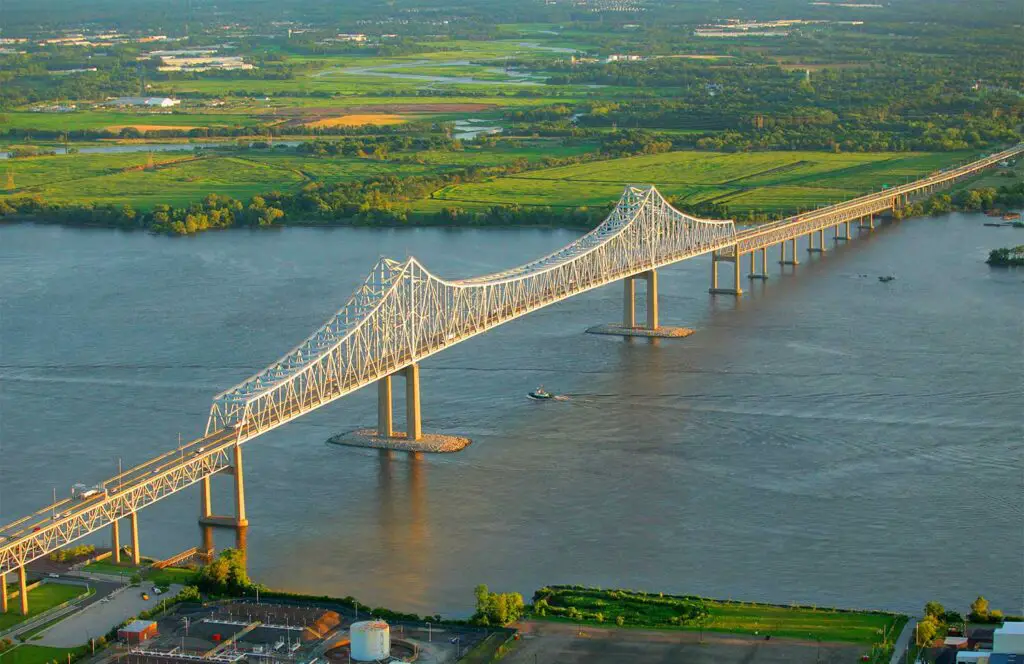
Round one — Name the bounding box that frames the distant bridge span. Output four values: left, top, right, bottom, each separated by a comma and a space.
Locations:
0, 143, 1020, 612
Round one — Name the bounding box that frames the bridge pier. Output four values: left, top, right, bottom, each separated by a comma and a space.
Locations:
835, 221, 851, 241
129, 511, 140, 565
198, 444, 248, 528
111, 517, 120, 564
709, 249, 743, 295
748, 248, 769, 280
0, 572, 6, 613
859, 214, 875, 230
375, 364, 423, 441
17, 565, 27, 616
589, 270, 690, 337
779, 238, 799, 266
807, 229, 826, 253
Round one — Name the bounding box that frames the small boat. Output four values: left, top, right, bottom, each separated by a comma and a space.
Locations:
878, 275, 895, 283
983, 222, 1005, 227
528, 386, 554, 400
1002, 212, 1021, 221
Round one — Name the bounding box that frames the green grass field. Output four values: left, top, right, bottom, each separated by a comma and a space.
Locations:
538, 587, 905, 645
0, 645, 90, 664
424, 150, 972, 214
1, 141, 599, 209
0, 584, 89, 631
145, 567, 197, 586
81, 561, 142, 576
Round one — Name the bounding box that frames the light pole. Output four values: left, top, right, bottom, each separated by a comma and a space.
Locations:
426, 621, 431, 642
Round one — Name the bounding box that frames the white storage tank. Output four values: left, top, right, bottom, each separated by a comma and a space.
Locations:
350, 620, 390, 661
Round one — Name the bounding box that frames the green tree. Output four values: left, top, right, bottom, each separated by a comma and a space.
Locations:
924, 601, 945, 619
970, 596, 990, 619
916, 615, 939, 646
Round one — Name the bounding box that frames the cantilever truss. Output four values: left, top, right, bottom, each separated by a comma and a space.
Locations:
207, 186, 737, 436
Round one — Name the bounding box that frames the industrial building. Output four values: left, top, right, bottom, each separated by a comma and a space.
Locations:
119, 620, 159, 644
105, 97, 181, 108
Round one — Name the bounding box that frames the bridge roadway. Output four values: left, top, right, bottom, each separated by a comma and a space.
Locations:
0, 143, 1021, 613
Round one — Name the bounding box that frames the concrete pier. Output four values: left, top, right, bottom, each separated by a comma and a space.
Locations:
18, 565, 27, 616
377, 374, 394, 438
129, 511, 140, 565
709, 249, 743, 295
591, 270, 690, 337
1, 572, 7, 613
111, 518, 120, 563
779, 238, 799, 266
749, 247, 769, 279
198, 444, 248, 528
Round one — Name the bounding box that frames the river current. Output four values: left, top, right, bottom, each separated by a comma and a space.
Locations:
1, 215, 1021, 617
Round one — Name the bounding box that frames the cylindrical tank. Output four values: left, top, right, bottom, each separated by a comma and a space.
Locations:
350, 620, 390, 661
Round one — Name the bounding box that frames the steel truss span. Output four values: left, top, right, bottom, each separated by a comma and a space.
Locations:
206, 185, 736, 435
1, 144, 1021, 578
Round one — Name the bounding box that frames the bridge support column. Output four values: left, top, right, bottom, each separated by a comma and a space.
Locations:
623, 277, 635, 328
835, 222, 850, 241
859, 214, 874, 230
709, 250, 743, 296
17, 565, 27, 616
404, 363, 422, 442
198, 448, 248, 529
748, 247, 769, 280
200, 476, 212, 520
779, 238, 799, 266
643, 270, 659, 329
233, 443, 248, 527
377, 375, 394, 438
1, 572, 7, 613
111, 518, 121, 564
808, 230, 826, 253
374, 365, 423, 441
129, 512, 140, 565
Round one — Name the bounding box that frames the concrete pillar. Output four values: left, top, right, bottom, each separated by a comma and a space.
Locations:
644, 270, 658, 330
779, 241, 786, 265
377, 375, 394, 438
623, 277, 635, 328
806, 232, 813, 252
1, 572, 7, 613
129, 512, 140, 565
710, 253, 719, 290
844, 221, 851, 240
747, 251, 755, 278
18, 566, 27, 616
760, 247, 769, 278
111, 518, 121, 563
788, 239, 799, 265
200, 476, 212, 520
817, 229, 826, 251
233, 443, 248, 527
869, 214, 875, 230
404, 364, 422, 442
733, 254, 743, 295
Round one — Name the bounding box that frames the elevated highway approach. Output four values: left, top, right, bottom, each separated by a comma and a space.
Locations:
1, 143, 1020, 615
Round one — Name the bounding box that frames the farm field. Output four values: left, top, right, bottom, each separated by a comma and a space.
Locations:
0, 140, 600, 209
424, 150, 972, 214
0, 646, 90, 664
1, 111, 263, 133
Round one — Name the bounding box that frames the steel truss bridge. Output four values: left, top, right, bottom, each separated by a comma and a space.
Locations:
1, 144, 1021, 612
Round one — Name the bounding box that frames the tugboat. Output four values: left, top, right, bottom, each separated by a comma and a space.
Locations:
528, 385, 554, 400
878, 275, 895, 283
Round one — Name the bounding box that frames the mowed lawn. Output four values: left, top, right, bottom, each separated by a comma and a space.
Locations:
425, 150, 972, 213
0, 583, 88, 631
0, 645, 90, 664
704, 600, 901, 644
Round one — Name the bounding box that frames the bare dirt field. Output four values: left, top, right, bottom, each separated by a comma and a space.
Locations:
304, 114, 406, 128
105, 125, 204, 132
505, 620, 866, 664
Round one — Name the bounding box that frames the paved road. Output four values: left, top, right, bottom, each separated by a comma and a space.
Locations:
36, 584, 182, 647
890, 619, 917, 664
